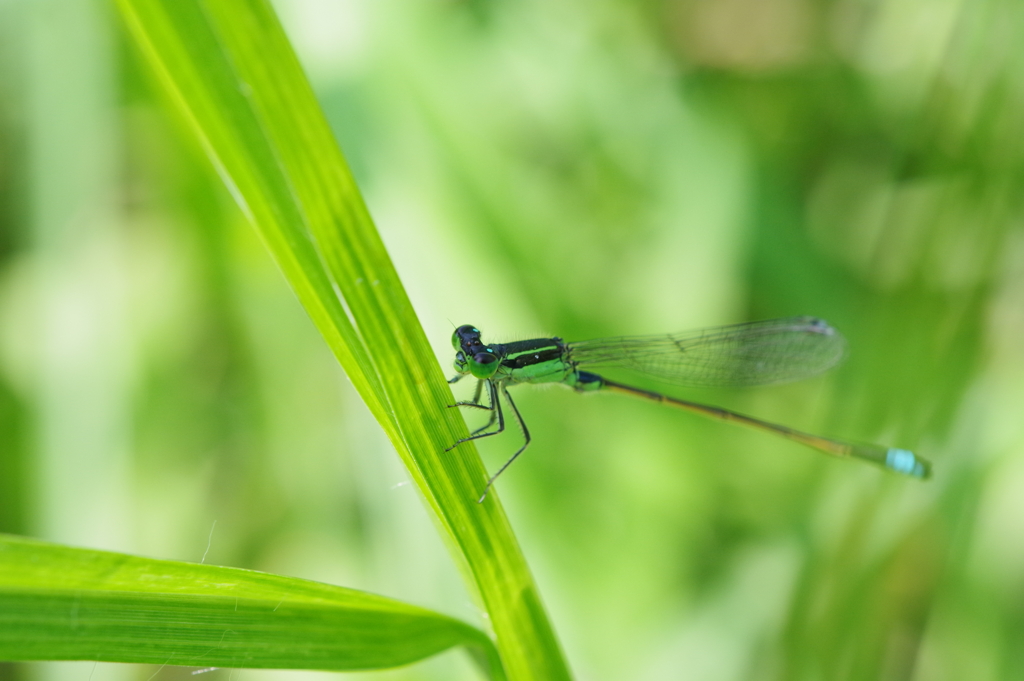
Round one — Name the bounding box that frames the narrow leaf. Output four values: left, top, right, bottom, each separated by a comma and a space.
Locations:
115, 1, 572, 679
0, 534, 500, 675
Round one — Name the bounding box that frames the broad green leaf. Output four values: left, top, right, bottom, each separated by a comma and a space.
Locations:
0, 534, 500, 674
114, 1, 571, 680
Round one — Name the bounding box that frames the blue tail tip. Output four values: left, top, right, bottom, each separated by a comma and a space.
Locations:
886, 448, 931, 479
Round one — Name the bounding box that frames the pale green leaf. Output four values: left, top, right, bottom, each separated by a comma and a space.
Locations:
0, 534, 500, 674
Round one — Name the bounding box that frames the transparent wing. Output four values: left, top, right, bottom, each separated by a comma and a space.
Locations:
567, 316, 847, 388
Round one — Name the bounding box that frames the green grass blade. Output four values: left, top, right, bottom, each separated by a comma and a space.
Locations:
0, 534, 500, 674
115, 1, 572, 679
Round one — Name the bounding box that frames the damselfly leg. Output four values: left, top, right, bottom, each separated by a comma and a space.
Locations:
447, 379, 533, 501
477, 385, 531, 502
446, 380, 505, 451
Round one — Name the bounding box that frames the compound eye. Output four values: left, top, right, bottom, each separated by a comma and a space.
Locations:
453, 324, 482, 349
468, 352, 498, 379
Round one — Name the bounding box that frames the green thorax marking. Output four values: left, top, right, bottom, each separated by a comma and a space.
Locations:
493, 338, 575, 385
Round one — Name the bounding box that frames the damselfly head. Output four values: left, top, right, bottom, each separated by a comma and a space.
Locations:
451, 326, 499, 379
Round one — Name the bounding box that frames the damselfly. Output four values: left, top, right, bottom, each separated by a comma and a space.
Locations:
447, 317, 931, 502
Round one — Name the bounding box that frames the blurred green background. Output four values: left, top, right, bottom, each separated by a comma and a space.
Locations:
2, 0, 1023, 679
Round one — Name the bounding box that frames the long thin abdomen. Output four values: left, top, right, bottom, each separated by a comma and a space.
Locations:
592, 375, 931, 479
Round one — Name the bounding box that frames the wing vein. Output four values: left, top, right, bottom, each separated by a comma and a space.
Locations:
566, 316, 846, 388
